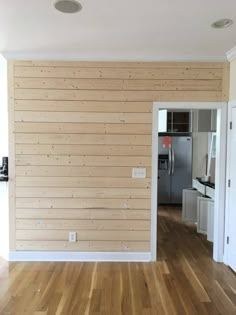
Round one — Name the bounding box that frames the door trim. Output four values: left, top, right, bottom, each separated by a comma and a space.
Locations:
151, 102, 227, 262
224, 99, 236, 265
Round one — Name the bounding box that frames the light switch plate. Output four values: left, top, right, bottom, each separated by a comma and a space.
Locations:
132, 168, 146, 178
69, 231, 77, 242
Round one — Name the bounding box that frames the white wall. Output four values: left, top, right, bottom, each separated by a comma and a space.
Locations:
0, 55, 9, 259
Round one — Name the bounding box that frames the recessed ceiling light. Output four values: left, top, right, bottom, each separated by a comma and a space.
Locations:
211, 19, 233, 29
54, 0, 82, 14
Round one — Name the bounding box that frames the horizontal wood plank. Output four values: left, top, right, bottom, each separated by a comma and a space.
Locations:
123, 79, 222, 91
16, 155, 151, 167
16, 144, 152, 156
15, 77, 222, 91
14, 60, 226, 68
16, 198, 151, 209
16, 229, 150, 241
15, 66, 223, 80
16, 177, 151, 188
15, 88, 222, 102
14, 100, 153, 112
15, 133, 152, 145
15, 166, 151, 177
16, 187, 151, 199
15, 78, 123, 90
16, 219, 150, 230
16, 208, 150, 220
15, 111, 152, 123
15, 122, 152, 134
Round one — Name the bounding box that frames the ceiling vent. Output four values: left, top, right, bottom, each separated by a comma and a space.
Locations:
54, 0, 82, 14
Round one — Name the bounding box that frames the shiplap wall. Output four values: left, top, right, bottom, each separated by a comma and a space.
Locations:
9, 61, 229, 252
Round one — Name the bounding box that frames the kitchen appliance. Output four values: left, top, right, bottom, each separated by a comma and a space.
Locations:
158, 136, 192, 204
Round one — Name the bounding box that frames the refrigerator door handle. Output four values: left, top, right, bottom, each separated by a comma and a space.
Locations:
168, 147, 172, 175
172, 147, 175, 175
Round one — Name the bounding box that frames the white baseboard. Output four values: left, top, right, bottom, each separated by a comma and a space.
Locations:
7, 251, 151, 262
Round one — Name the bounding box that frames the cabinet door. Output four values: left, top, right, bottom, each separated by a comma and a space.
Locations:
197, 197, 208, 234
211, 110, 217, 132
207, 201, 214, 242
198, 110, 212, 132
158, 110, 167, 132
192, 110, 216, 132
167, 111, 172, 132
182, 189, 201, 222
172, 112, 191, 132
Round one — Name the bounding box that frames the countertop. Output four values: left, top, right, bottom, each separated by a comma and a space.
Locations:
196, 177, 215, 189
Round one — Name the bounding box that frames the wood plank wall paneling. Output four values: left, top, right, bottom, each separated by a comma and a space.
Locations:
10, 60, 229, 252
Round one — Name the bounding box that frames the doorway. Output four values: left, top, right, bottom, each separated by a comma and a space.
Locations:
151, 102, 227, 262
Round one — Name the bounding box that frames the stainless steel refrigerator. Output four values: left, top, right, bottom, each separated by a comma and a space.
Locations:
158, 136, 192, 204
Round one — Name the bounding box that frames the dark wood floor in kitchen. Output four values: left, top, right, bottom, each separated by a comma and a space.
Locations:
0, 206, 235, 315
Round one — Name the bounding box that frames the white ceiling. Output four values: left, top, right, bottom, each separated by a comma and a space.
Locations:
0, 0, 236, 61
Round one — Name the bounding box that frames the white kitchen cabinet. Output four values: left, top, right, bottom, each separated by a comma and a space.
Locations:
182, 189, 201, 223
158, 110, 167, 132
158, 110, 192, 133
207, 201, 214, 242
197, 197, 208, 234
197, 197, 214, 238
192, 110, 217, 132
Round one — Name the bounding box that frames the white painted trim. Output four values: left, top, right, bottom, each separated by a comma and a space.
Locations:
150, 105, 159, 261
214, 106, 227, 262
226, 46, 236, 62
224, 99, 236, 265
7, 251, 151, 262
152, 102, 227, 263
1, 52, 227, 62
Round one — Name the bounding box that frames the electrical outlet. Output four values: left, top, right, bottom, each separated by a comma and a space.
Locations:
69, 231, 77, 242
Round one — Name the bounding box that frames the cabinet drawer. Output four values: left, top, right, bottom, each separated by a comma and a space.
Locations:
192, 179, 205, 195
206, 186, 215, 200
192, 179, 198, 190
197, 182, 206, 195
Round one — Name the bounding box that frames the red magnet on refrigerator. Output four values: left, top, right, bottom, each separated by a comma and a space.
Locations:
162, 136, 172, 148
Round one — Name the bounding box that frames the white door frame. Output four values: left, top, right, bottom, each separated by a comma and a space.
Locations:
224, 99, 236, 265
151, 102, 227, 262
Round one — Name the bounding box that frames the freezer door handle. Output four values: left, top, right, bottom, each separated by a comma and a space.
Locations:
172, 147, 175, 175
168, 147, 172, 175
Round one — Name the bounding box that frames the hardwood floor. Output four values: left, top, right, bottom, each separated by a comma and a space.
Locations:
0, 206, 235, 315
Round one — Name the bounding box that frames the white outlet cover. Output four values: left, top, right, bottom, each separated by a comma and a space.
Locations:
132, 168, 146, 178
69, 231, 77, 242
